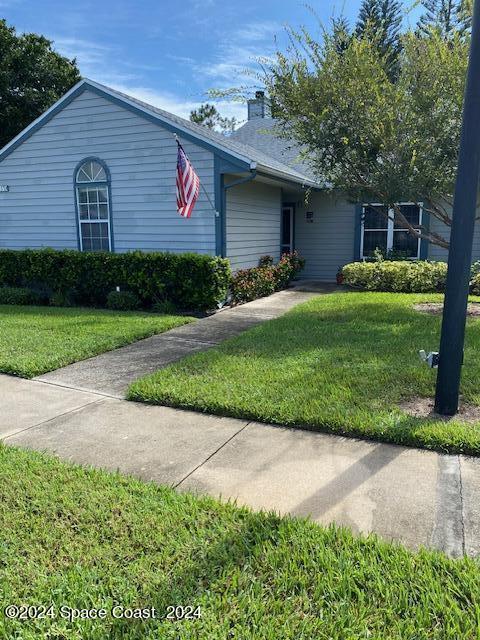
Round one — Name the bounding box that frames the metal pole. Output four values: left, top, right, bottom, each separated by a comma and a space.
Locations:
434, 0, 480, 415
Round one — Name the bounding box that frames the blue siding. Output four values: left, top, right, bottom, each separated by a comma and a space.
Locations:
226, 179, 281, 270
427, 206, 460, 261
428, 211, 450, 261
0, 89, 216, 254
295, 193, 356, 280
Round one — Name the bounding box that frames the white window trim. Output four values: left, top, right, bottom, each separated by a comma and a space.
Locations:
76, 186, 112, 252
360, 202, 423, 260
281, 205, 294, 254
76, 163, 107, 183
75, 160, 112, 253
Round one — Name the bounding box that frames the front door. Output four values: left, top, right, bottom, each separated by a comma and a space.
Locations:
281, 206, 294, 255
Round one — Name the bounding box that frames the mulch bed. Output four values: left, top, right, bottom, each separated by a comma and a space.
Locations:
400, 397, 480, 424
414, 302, 480, 316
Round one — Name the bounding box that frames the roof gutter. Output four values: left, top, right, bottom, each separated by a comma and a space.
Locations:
224, 166, 257, 192
256, 165, 320, 190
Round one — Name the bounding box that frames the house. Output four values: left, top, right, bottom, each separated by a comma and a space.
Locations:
0, 78, 467, 280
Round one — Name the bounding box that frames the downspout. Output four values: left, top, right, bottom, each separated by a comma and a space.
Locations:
224, 167, 258, 191
220, 165, 257, 258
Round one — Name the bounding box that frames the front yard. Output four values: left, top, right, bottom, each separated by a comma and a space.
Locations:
0, 305, 193, 378
129, 292, 480, 455
1, 444, 478, 639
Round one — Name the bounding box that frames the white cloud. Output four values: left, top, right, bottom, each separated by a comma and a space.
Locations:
236, 21, 281, 42
50, 34, 246, 123
166, 53, 197, 66
202, 45, 275, 83
53, 36, 113, 65
51, 35, 140, 87
191, 0, 215, 8
48, 20, 280, 127
192, 19, 280, 89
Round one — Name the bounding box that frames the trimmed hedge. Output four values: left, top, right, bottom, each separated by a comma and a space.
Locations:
106, 290, 141, 311
152, 300, 177, 314
0, 286, 43, 306
231, 252, 305, 304
342, 261, 448, 292
0, 249, 231, 312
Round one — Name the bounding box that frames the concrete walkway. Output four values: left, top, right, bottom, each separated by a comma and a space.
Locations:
2, 284, 478, 559
35, 287, 321, 396
2, 373, 479, 558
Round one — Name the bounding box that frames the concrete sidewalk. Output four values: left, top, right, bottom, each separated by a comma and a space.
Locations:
2, 374, 478, 558
35, 287, 320, 397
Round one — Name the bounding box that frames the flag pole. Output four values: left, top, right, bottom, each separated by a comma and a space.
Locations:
174, 133, 219, 217
434, 0, 480, 415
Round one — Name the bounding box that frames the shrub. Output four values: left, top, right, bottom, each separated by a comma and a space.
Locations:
471, 261, 480, 278
470, 273, 480, 295
281, 250, 306, 277
106, 290, 141, 311
231, 252, 305, 304
152, 300, 177, 314
49, 291, 75, 307
258, 255, 274, 267
277, 251, 306, 286
0, 249, 231, 312
0, 286, 42, 305
342, 261, 448, 292
231, 266, 277, 304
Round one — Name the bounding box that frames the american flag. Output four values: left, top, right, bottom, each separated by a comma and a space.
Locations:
176, 141, 200, 218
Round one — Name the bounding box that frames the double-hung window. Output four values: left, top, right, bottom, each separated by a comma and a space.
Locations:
75, 159, 112, 252
360, 203, 423, 259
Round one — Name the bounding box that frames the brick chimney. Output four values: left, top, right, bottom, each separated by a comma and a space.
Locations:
247, 90, 271, 120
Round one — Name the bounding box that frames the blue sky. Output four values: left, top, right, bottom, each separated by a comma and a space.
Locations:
1, 0, 421, 125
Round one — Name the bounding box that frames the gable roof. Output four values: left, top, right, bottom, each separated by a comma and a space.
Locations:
0, 78, 320, 189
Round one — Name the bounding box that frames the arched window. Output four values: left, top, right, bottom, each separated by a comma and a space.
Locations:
75, 158, 112, 251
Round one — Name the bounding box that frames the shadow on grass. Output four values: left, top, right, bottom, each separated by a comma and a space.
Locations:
130, 293, 480, 456
107, 507, 283, 638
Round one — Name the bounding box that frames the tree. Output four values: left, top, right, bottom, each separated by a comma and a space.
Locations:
0, 20, 80, 149
417, 0, 465, 38
331, 16, 352, 54
356, 0, 381, 35
189, 103, 236, 134
356, 0, 403, 77
455, 0, 473, 34
263, 27, 470, 249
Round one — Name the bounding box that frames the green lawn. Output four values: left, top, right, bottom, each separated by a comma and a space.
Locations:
1, 444, 479, 639
0, 305, 193, 378
129, 292, 480, 455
